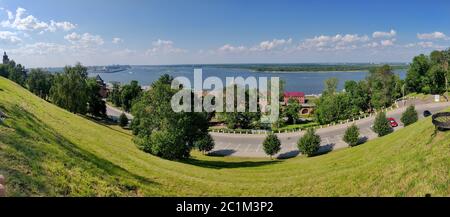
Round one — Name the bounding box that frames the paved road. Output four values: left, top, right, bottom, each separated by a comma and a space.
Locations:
106, 104, 133, 121
210, 102, 450, 158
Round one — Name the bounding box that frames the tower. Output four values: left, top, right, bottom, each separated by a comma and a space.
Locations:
2, 52, 9, 65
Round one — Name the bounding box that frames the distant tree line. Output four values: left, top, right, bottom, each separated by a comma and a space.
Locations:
246, 64, 409, 72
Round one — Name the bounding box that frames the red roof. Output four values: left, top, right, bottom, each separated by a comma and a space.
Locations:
284, 92, 305, 97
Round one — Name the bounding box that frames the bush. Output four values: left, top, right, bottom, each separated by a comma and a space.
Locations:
343, 124, 360, 147
297, 128, 321, 157
373, 112, 393, 137
263, 134, 281, 159
195, 133, 215, 154
401, 105, 418, 126
119, 113, 129, 127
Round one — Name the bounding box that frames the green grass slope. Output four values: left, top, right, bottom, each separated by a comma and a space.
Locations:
0, 77, 449, 196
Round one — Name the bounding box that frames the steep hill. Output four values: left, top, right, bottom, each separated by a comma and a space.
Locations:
0, 76, 448, 196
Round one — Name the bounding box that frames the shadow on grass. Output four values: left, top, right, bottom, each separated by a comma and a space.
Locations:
277, 150, 300, 159
182, 157, 280, 169
208, 149, 236, 157
0, 105, 158, 196
84, 115, 132, 137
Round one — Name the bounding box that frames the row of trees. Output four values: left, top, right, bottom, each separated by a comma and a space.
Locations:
262, 105, 420, 159
0, 60, 108, 118
314, 65, 403, 125
405, 49, 449, 94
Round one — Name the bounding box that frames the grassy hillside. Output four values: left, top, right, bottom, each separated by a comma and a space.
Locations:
0, 76, 449, 196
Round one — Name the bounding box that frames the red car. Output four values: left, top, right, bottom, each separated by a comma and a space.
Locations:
388, 118, 398, 127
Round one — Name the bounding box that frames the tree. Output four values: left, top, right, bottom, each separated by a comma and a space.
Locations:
373, 112, 393, 137
323, 77, 338, 96
121, 80, 142, 112
401, 105, 418, 126
108, 82, 122, 107
343, 124, 360, 147
86, 78, 107, 118
119, 113, 129, 127
405, 54, 430, 93
195, 133, 215, 155
367, 65, 396, 110
8, 62, 27, 86
131, 74, 211, 160
26, 68, 53, 99
297, 128, 321, 157
263, 133, 281, 159
283, 98, 301, 124
50, 63, 89, 114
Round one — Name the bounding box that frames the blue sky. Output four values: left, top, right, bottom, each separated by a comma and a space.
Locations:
0, 0, 449, 67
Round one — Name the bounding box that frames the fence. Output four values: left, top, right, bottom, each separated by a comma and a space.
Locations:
209, 104, 399, 135
0, 174, 5, 197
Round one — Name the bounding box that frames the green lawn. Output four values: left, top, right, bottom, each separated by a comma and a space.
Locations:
0, 76, 449, 196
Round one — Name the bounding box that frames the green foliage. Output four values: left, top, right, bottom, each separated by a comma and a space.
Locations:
86, 78, 107, 118
373, 112, 393, 137
314, 91, 353, 125
221, 85, 261, 129
26, 68, 53, 99
119, 113, 129, 127
323, 77, 338, 96
131, 74, 210, 160
120, 80, 142, 112
195, 133, 215, 154
263, 134, 281, 159
367, 65, 397, 109
401, 105, 418, 126
108, 82, 122, 107
406, 50, 449, 94
50, 63, 89, 114
283, 98, 301, 124
297, 128, 321, 157
343, 124, 360, 147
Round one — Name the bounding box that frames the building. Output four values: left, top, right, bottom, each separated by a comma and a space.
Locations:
283, 91, 305, 105
2, 52, 9, 65
95, 75, 108, 98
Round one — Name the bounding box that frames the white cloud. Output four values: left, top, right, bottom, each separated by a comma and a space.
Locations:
372, 29, 396, 38
1, 7, 76, 32
380, 39, 396, 47
0, 31, 22, 44
299, 34, 369, 51
251, 38, 292, 51
64, 32, 104, 47
112, 37, 123, 44
10, 42, 67, 56
217, 44, 247, 53
146, 39, 186, 55
417, 32, 448, 40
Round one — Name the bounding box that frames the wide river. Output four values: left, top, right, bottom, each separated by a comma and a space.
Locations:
90, 65, 407, 95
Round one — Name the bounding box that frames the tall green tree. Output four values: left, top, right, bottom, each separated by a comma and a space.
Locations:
401, 105, 418, 126
50, 63, 89, 114
195, 133, 215, 155
121, 80, 142, 112
405, 54, 430, 93
283, 98, 301, 124
86, 78, 107, 118
343, 124, 360, 147
131, 74, 211, 160
367, 65, 396, 110
26, 68, 53, 99
108, 82, 122, 107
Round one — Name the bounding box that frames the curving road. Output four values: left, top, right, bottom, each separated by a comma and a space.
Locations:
210, 101, 450, 158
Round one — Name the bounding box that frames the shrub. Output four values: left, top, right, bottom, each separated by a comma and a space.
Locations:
195, 133, 215, 155
343, 124, 360, 147
297, 128, 321, 157
401, 105, 418, 126
263, 134, 281, 159
119, 113, 129, 127
373, 112, 393, 137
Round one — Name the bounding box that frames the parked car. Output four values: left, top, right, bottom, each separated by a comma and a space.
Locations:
387, 118, 399, 127
423, 110, 432, 117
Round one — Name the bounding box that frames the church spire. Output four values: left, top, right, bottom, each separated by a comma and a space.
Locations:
2, 51, 9, 65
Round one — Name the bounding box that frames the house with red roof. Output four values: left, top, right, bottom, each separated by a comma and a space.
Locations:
283, 91, 305, 105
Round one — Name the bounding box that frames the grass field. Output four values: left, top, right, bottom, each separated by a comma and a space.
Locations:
0, 76, 449, 196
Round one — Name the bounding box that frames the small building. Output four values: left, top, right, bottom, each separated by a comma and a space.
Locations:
95, 75, 108, 98
3, 52, 9, 65
283, 91, 305, 105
